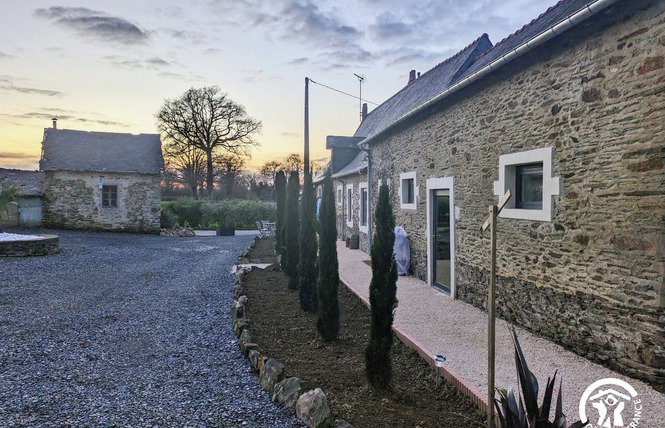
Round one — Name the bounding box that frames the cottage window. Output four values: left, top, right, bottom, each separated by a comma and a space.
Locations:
359, 183, 368, 233
399, 172, 418, 210
493, 147, 560, 222
337, 186, 343, 206
102, 185, 117, 208
346, 185, 353, 227
515, 163, 543, 209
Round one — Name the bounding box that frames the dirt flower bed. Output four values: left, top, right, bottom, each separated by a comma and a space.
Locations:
241, 237, 485, 428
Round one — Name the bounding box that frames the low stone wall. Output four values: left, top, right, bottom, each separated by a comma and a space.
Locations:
0, 235, 59, 257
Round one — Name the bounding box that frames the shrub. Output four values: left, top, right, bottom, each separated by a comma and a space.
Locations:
495, 328, 587, 428
317, 172, 339, 341
160, 208, 179, 229
298, 172, 318, 312
275, 171, 287, 254
200, 199, 276, 229
283, 171, 300, 289
365, 183, 398, 389
161, 200, 203, 227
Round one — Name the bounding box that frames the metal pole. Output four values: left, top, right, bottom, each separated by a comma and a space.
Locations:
488, 204, 497, 428
304, 77, 310, 177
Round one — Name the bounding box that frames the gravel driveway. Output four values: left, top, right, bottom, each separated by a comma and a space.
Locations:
0, 230, 303, 427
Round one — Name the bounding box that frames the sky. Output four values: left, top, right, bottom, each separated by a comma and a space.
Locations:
0, 0, 558, 172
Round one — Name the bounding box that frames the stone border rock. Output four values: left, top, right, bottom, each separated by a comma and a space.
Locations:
159, 226, 196, 237
0, 234, 59, 257
232, 238, 352, 428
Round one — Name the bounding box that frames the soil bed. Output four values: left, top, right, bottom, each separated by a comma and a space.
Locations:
242, 237, 485, 428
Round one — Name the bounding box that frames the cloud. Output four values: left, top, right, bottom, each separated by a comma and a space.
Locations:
34, 6, 149, 45
279, 1, 363, 43
0, 51, 11, 59
287, 57, 309, 66
103, 55, 173, 71
369, 12, 414, 41
1, 111, 131, 128
0, 76, 63, 97
0, 152, 36, 160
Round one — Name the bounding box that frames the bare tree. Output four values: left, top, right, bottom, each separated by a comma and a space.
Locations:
163, 142, 206, 199
260, 160, 283, 183
156, 86, 261, 198
215, 153, 245, 197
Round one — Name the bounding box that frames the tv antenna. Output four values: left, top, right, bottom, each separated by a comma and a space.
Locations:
354, 73, 364, 122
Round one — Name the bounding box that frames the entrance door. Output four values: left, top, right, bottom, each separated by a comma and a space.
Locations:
433, 190, 451, 293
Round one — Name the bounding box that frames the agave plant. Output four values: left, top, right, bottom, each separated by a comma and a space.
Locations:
495, 327, 588, 428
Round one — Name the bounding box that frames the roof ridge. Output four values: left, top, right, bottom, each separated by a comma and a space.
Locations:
473, 0, 570, 60
359, 33, 490, 128
417, 33, 491, 81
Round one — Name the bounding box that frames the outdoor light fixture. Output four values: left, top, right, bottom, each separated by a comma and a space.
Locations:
434, 355, 446, 388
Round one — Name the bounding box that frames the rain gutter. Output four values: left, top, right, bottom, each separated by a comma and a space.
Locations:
358, 0, 621, 148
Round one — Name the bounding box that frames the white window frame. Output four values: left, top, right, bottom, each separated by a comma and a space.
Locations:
493, 147, 561, 222
337, 185, 343, 206
399, 171, 418, 210
359, 182, 368, 233
346, 184, 354, 227
426, 176, 456, 298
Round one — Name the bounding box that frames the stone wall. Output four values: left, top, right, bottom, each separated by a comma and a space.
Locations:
42, 171, 161, 233
334, 173, 370, 252
368, 0, 665, 390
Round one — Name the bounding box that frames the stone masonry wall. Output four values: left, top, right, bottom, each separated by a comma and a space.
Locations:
42, 171, 161, 233
334, 173, 370, 253
368, 0, 665, 390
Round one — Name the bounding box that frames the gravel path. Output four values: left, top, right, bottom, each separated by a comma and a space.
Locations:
0, 230, 304, 427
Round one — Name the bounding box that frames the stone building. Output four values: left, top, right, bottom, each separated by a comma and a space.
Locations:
0, 169, 44, 228
39, 124, 163, 233
326, 0, 665, 390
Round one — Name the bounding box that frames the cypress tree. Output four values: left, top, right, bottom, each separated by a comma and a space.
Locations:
298, 172, 318, 312
284, 171, 300, 290
274, 170, 287, 256
365, 183, 398, 388
317, 171, 340, 341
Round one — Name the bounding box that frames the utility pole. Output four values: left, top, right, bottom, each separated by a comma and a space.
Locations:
481, 189, 511, 428
304, 77, 310, 177
354, 73, 364, 123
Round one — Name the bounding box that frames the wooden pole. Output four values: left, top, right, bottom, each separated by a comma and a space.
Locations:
481, 189, 510, 428
488, 204, 497, 428
304, 77, 310, 177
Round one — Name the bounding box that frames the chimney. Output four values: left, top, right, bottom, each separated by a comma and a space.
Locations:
52, 118, 57, 129
408, 69, 416, 85
361, 103, 368, 121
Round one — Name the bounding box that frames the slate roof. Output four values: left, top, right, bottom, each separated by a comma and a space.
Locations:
40, 128, 163, 174
0, 169, 45, 196
332, 151, 366, 178
461, 0, 599, 78
353, 33, 493, 139
354, 0, 603, 143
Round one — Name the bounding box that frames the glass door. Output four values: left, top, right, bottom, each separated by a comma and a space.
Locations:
433, 190, 451, 293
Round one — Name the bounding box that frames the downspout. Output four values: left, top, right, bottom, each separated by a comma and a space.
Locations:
360, 144, 371, 256
357, 0, 620, 148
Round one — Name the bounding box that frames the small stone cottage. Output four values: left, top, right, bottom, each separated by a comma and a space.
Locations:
39, 123, 163, 233
327, 0, 665, 390
0, 168, 45, 228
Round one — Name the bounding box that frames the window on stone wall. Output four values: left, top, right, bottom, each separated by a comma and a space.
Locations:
399, 172, 418, 210
360, 184, 368, 229
493, 147, 560, 222
337, 187, 343, 206
346, 185, 353, 227
515, 163, 543, 209
102, 185, 117, 208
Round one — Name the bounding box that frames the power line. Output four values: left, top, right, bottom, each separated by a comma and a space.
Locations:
308, 78, 378, 106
